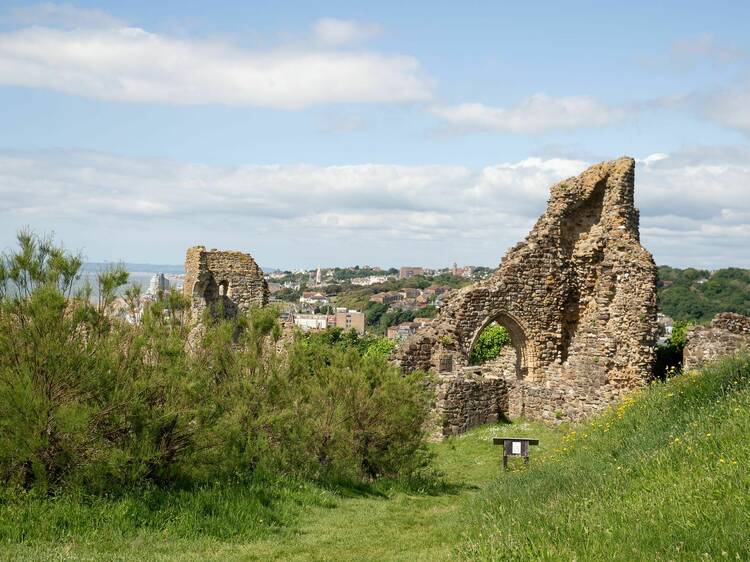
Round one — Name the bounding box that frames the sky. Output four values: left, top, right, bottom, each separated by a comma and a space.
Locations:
1, 1, 749, 269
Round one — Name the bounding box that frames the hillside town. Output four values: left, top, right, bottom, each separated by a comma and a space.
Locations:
114, 263, 492, 340
265, 262, 487, 338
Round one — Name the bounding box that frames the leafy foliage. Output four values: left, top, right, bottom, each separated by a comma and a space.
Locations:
469, 324, 511, 364
362, 337, 396, 361
654, 319, 693, 380
298, 326, 397, 362
658, 266, 750, 321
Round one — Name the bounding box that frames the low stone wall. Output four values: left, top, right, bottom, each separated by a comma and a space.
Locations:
684, 312, 750, 371
430, 335, 642, 437
436, 368, 508, 437
711, 312, 750, 334
510, 380, 629, 423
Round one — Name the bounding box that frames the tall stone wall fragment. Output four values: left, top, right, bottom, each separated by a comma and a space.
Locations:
393, 156, 658, 432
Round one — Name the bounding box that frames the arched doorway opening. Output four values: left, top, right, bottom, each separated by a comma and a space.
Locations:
218, 280, 230, 297
467, 312, 537, 380
217, 279, 237, 317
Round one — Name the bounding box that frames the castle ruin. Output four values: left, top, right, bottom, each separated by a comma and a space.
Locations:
393, 157, 658, 435
183, 246, 269, 320
683, 312, 750, 371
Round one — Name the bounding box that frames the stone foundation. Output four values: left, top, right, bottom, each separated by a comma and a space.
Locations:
436, 368, 509, 437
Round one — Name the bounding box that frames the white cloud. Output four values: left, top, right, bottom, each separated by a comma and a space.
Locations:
432, 94, 626, 134
699, 82, 750, 134
637, 149, 750, 220
638, 153, 669, 165
1, 149, 748, 268
0, 22, 431, 108
313, 18, 381, 46
669, 32, 746, 69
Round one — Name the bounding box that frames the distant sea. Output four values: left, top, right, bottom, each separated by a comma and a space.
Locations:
76, 263, 185, 299
9, 261, 277, 300
81, 263, 184, 275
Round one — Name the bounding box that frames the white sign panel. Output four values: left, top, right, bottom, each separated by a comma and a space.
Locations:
512, 441, 522, 455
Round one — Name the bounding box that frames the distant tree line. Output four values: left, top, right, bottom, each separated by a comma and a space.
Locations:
657, 266, 750, 322
328, 266, 398, 281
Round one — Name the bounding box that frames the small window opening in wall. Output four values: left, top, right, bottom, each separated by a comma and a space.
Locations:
219, 280, 230, 297
439, 354, 453, 372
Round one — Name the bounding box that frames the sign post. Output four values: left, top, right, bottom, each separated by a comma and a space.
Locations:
493, 437, 539, 469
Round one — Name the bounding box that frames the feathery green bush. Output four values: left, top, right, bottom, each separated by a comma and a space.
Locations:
0, 231, 432, 495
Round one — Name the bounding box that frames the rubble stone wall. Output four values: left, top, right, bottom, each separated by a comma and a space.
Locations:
184, 246, 269, 320
394, 157, 658, 433
683, 312, 750, 370
436, 369, 509, 437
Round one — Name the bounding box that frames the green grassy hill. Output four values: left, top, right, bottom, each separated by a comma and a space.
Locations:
460, 354, 750, 561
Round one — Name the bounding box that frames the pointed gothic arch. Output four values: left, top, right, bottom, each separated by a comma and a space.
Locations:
466, 311, 540, 380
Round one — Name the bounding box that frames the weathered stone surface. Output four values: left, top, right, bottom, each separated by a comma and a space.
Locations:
683, 312, 750, 370
435, 369, 508, 437
394, 157, 658, 433
183, 246, 268, 320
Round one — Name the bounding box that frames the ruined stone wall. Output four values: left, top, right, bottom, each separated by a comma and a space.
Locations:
394, 157, 658, 432
436, 369, 508, 437
710, 313, 750, 334
683, 312, 750, 371
184, 246, 269, 320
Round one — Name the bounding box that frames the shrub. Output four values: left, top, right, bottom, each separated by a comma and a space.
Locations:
654, 320, 692, 380
362, 337, 396, 361
0, 231, 432, 494
469, 324, 511, 364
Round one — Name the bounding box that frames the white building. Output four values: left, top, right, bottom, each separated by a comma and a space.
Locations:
299, 291, 329, 307
294, 314, 329, 331
147, 273, 170, 296
350, 275, 393, 286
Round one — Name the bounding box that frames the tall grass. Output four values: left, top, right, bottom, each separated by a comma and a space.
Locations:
459, 354, 750, 561
0, 476, 336, 544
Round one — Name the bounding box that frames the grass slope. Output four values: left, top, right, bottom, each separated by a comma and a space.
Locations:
460, 354, 750, 561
